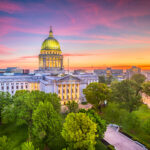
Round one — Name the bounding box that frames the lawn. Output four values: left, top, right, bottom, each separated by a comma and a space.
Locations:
0, 123, 28, 150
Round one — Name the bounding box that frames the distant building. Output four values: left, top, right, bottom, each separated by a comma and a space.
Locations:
0, 69, 6, 73
126, 66, 141, 79
73, 69, 86, 75
6, 67, 23, 74
23, 69, 30, 74
94, 69, 106, 76
106, 67, 112, 78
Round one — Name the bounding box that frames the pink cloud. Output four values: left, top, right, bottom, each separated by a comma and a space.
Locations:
0, 1, 23, 13
0, 45, 15, 55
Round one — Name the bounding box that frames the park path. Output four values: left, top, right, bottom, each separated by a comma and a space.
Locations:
104, 126, 146, 150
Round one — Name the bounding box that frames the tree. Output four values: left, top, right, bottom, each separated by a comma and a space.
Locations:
131, 73, 146, 95
106, 75, 114, 85
9, 90, 61, 138
83, 82, 111, 112
0, 92, 12, 125
79, 109, 106, 139
131, 73, 146, 85
21, 141, 38, 150
111, 80, 142, 112
32, 101, 64, 150
0, 136, 10, 150
61, 112, 97, 150
98, 76, 106, 84
66, 100, 79, 113
142, 81, 150, 96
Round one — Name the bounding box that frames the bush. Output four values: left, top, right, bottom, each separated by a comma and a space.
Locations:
107, 145, 115, 150
81, 101, 88, 105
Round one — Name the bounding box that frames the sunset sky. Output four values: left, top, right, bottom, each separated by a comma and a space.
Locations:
0, 0, 150, 70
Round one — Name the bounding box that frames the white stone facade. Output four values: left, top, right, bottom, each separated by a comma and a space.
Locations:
0, 73, 99, 104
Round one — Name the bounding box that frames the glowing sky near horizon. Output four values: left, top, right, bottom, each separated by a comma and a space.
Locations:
0, 0, 150, 70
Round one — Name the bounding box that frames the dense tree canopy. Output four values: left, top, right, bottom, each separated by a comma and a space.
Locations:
111, 80, 142, 112
98, 76, 106, 84
131, 73, 146, 85
83, 82, 111, 112
61, 112, 97, 150
3, 90, 61, 139
0, 92, 11, 125
21, 141, 38, 150
131, 73, 146, 95
79, 109, 106, 139
0, 136, 10, 150
142, 81, 150, 97
32, 101, 64, 150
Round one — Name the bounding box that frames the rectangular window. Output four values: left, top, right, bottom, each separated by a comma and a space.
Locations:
58, 90, 60, 94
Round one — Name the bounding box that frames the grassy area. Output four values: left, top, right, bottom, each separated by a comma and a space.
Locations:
0, 123, 28, 150
95, 140, 108, 150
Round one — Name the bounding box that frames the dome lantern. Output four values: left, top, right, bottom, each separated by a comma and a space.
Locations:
41, 26, 60, 51
49, 26, 53, 38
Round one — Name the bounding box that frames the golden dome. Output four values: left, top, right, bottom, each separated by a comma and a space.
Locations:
41, 27, 61, 51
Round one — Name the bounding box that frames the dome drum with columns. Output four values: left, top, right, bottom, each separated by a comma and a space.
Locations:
39, 27, 64, 73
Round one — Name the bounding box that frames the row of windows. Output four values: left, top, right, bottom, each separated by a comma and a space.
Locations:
58, 88, 78, 94
0, 82, 28, 86
1, 85, 28, 90
58, 84, 79, 87
41, 51, 60, 55
62, 95, 78, 100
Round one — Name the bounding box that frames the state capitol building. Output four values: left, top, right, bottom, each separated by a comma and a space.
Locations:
0, 28, 98, 104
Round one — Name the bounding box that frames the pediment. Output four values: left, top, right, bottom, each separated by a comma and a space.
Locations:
57, 75, 80, 82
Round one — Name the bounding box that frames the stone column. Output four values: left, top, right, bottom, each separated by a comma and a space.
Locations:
52, 56, 53, 68
75, 83, 76, 99
55, 57, 56, 68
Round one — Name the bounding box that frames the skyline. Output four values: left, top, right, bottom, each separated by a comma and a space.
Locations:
0, 0, 150, 70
